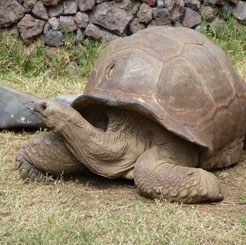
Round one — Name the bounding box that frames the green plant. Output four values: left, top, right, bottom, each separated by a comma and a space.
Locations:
0, 31, 103, 79
201, 16, 246, 79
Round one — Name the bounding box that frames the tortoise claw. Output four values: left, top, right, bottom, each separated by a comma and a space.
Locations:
16, 154, 45, 182
30, 171, 45, 182
15, 161, 21, 170
20, 168, 28, 180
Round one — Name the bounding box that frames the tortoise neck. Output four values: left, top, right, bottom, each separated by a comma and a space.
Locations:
54, 107, 129, 176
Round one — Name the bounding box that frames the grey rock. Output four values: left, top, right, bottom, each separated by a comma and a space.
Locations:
143, 0, 157, 6
23, 0, 37, 12
45, 30, 64, 46
17, 14, 45, 44
116, 0, 134, 12
0, 0, 25, 28
200, 5, 218, 21
137, 4, 153, 24
49, 17, 60, 30
90, 2, 133, 35
157, 0, 164, 8
60, 16, 78, 32
0, 84, 81, 129
174, 21, 183, 27
218, 0, 226, 4
48, 2, 64, 17
0, 84, 43, 129
171, 0, 185, 23
129, 18, 145, 34
32, 1, 49, 20
164, 0, 174, 12
76, 28, 84, 41
96, 0, 108, 3
100, 28, 119, 45
85, 23, 102, 40
222, 3, 235, 16
152, 8, 171, 26
233, 1, 246, 24
77, 0, 96, 12
17, 0, 24, 3
42, 0, 62, 6
181, 7, 201, 28
184, 0, 201, 11
147, 19, 157, 27
203, 0, 218, 6
74, 12, 89, 29
43, 22, 51, 34
64, 0, 78, 15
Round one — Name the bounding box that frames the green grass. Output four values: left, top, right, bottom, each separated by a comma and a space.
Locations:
0, 30, 103, 78
201, 16, 246, 79
1, 18, 246, 244
0, 30, 103, 98
235, 194, 246, 205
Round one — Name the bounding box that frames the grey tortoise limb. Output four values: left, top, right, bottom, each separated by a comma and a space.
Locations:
134, 146, 224, 204
0, 84, 80, 129
0, 84, 43, 129
16, 131, 85, 181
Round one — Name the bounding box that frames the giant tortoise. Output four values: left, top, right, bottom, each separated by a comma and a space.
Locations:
16, 26, 246, 203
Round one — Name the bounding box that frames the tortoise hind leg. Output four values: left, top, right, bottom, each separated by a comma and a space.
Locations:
199, 137, 244, 170
16, 131, 85, 181
134, 146, 224, 204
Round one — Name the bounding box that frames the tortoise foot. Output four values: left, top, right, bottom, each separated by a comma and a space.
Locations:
134, 147, 224, 204
16, 152, 45, 182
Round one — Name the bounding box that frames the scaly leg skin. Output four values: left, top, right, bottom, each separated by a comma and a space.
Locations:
16, 131, 85, 181
134, 146, 224, 204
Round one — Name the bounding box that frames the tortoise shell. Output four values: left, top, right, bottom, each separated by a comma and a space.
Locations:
72, 26, 246, 152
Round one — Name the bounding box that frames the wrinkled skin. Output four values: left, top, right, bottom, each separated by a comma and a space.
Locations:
16, 100, 228, 203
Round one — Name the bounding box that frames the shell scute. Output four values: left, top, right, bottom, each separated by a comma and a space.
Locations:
73, 26, 246, 151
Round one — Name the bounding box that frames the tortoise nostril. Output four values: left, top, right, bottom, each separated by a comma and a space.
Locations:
41, 102, 47, 111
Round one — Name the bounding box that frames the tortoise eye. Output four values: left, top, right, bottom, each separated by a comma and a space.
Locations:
41, 102, 47, 112
107, 64, 116, 79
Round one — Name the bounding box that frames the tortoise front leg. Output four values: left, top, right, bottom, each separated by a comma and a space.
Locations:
16, 132, 85, 181
134, 146, 224, 204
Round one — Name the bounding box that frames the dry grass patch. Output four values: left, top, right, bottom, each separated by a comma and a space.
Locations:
0, 73, 84, 98
1, 130, 246, 244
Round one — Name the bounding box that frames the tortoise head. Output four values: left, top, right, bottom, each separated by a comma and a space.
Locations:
34, 100, 73, 130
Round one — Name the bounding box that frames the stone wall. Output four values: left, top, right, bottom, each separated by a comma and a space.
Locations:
0, 0, 245, 46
